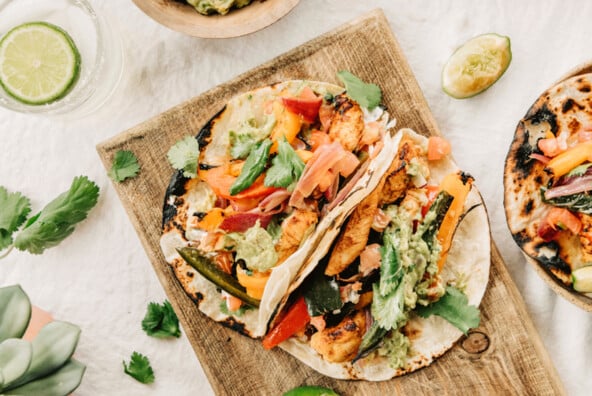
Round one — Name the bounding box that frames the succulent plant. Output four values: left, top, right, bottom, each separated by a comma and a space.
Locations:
0, 285, 85, 396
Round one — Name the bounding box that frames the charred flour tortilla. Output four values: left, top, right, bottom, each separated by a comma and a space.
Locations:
160, 80, 400, 338
504, 73, 592, 287
269, 129, 491, 380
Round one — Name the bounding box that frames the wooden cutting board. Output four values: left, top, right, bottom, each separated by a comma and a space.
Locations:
97, 9, 565, 395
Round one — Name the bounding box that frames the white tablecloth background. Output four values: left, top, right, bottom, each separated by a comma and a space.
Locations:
1, 1, 591, 394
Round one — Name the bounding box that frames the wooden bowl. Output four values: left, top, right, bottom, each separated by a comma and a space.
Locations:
131, 0, 300, 38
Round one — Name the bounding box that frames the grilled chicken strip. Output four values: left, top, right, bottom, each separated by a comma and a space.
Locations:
379, 135, 425, 206
275, 209, 318, 265
327, 93, 365, 152
310, 310, 366, 363
578, 213, 592, 264
325, 179, 384, 276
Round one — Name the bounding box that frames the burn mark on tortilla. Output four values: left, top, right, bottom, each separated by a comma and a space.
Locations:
523, 199, 534, 215
568, 118, 581, 134
533, 241, 571, 275
561, 98, 583, 113
186, 271, 194, 278
195, 106, 226, 150
579, 83, 591, 93
510, 128, 535, 178
221, 317, 247, 334
525, 103, 557, 133
162, 170, 189, 227
511, 230, 530, 246
192, 292, 204, 304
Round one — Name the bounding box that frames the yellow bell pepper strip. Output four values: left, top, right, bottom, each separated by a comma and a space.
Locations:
545, 141, 592, 177
236, 267, 271, 300
436, 172, 474, 272
270, 101, 303, 154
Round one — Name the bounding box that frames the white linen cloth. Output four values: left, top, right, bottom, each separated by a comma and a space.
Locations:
1, 0, 591, 394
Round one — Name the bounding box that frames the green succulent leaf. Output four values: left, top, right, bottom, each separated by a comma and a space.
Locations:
3, 359, 85, 396
0, 285, 31, 342
9, 321, 80, 388
0, 339, 32, 389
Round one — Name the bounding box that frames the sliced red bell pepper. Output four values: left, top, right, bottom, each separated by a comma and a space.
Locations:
219, 212, 273, 233
262, 296, 310, 350
281, 87, 322, 124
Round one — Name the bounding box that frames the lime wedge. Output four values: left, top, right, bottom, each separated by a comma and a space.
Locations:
442, 33, 511, 99
572, 266, 592, 293
0, 21, 81, 105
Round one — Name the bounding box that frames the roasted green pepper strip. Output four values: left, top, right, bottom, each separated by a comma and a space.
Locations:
176, 247, 261, 308
354, 320, 388, 361
229, 139, 272, 196
418, 190, 453, 247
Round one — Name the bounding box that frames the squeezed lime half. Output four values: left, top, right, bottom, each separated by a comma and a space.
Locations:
572, 266, 592, 293
0, 21, 81, 105
442, 33, 511, 99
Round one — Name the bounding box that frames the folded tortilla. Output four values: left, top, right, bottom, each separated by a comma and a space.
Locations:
504, 73, 592, 287
160, 80, 400, 338
273, 129, 491, 380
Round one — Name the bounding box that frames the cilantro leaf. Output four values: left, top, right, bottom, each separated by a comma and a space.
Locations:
141, 300, 181, 338
167, 136, 200, 178
229, 131, 258, 159
337, 70, 382, 110
0, 187, 31, 250
230, 139, 271, 195
264, 137, 305, 190
108, 150, 140, 182
123, 351, 154, 384
13, 176, 100, 254
415, 286, 480, 334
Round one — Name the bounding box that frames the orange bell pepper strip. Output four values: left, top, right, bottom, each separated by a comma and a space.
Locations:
545, 141, 592, 177
436, 172, 473, 272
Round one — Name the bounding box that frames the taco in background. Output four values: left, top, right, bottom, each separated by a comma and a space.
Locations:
160, 78, 400, 338
261, 129, 491, 380
504, 73, 592, 292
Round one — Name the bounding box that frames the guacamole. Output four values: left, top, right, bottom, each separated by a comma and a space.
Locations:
187, 0, 253, 15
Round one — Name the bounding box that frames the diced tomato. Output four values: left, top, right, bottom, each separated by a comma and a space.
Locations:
427, 136, 451, 161
219, 212, 273, 232
281, 87, 322, 123
359, 121, 383, 147
262, 296, 310, 350
308, 130, 331, 151
544, 207, 582, 235
225, 294, 243, 312
538, 137, 562, 158
421, 185, 441, 217
318, 102, 334, 131
537, 220, 559, 242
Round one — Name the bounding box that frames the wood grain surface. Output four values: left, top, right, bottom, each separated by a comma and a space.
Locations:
97, 9, 565, 395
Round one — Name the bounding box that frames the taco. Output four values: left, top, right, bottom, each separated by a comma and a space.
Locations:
159, 79, 400, 338
261, 129, 491, 380
504, 73, 592, 291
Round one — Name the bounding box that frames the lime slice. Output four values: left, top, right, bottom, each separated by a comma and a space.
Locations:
442, 33, 511, 99
0, 21, 81, 105
572, 266, 592, 292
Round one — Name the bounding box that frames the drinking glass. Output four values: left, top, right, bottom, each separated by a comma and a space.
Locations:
0, 0, 124, 118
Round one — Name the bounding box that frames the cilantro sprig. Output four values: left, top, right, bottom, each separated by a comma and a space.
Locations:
167, 136, 200, 178
123, 352, 155, 384
108, 150, 140, 182
337, 70, 382, 110
264, 137, 305, 191
141, 300, 181, 338
0, 187, 31, 251
415, 286, 480, 334
0, 176, 99, 257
